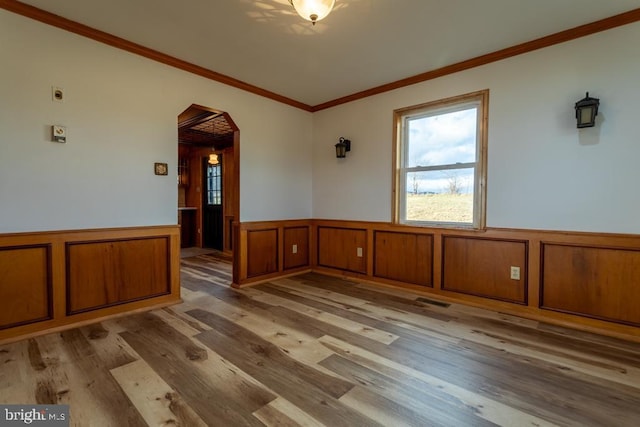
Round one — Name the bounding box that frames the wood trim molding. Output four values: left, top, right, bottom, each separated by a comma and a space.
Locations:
0, 225, 181, 344
235, 218, 640, 341
233, 220, 312, 285
2, 0, 639, 112
311, 8, 640, 111
392, 89, 489, 229
0, 0, 312, 112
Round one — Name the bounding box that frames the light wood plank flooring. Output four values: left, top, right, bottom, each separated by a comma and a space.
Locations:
2, 253, 640, 426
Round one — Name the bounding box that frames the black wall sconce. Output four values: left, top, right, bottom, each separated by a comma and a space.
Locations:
335, 137, 351, 158
575, 92, 600, 128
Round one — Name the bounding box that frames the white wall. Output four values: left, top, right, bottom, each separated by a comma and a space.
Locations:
4, 10, 640, 235
312, 22, 640, 234
0, 10, 313, 233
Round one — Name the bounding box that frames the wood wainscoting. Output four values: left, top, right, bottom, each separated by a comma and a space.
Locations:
66, 237, 172, 314
233, 220, 311, 286
374, 230, 433, 287
541, 243, 640, 327
317, 227, 367, 274
442, 235, 528, 304
235, 219, 640, 340
0, 244, 52, 330
0, 226, 180, 343
246, 228, 279, 278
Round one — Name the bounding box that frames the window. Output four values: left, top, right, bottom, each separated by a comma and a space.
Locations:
393, 90, 488, 228
206, 161, 222, 206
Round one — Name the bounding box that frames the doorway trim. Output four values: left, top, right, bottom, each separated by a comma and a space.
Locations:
178, 104, 240, 280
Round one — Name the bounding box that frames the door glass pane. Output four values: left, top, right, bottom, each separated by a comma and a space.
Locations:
206, 162, 222, 206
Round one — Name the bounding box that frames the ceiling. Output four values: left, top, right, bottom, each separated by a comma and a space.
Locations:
11, 0, 640, 107
178, 105, 235, 147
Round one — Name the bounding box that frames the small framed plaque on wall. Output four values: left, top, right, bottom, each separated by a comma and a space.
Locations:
154, 162, 168, 175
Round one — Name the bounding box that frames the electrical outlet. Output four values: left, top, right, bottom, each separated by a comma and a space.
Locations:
292, 244, 298, 254
510, 266, 521, 280
357, 247, 363, 257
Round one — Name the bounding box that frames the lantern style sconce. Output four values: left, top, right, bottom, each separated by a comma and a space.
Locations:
335, 137, 351, 158
575, 92, 600, 128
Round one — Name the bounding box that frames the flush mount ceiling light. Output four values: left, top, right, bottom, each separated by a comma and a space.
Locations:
289, 0, 336, 25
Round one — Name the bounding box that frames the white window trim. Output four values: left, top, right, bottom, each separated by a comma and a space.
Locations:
392, 89, 489, 229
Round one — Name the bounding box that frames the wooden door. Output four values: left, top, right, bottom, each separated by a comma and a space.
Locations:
203, 157, 223, 250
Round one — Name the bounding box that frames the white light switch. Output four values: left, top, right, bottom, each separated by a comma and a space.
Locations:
357, 247, 363, 257
510, 266, 521, 280
52, 125, 66, 143
292, 244, 298, 254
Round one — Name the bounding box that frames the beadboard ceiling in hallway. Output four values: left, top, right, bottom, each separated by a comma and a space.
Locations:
14, 0, 640, 107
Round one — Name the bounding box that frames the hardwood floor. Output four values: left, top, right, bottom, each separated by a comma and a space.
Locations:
2, 253, 640, 426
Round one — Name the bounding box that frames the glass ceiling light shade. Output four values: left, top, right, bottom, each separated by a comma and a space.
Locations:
289, 0, 336, 25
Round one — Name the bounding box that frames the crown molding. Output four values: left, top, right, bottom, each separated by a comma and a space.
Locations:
2, 0, 639, 113
0, 0, 314, 112
312, 7, 640, 111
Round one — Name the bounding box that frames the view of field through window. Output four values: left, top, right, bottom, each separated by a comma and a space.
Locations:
406, 193, 473, 223
403, 105, 477, 224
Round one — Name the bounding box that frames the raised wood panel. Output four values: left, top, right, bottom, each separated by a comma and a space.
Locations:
0, 226, 180, 344
234, 219, 640, 340
442, 236, 527, 304
66, 237, 170, 314
318, 227, 366, 274
283, 227, 309, 270
374, 231, 433, 287
0, 245, 51, 329
541, 244, 640, 326
247, 229, 278, 278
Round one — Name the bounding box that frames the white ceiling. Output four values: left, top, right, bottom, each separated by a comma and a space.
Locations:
17, 0, 640, 107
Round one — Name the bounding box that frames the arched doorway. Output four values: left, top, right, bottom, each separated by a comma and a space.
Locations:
177, 104, 239, 260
